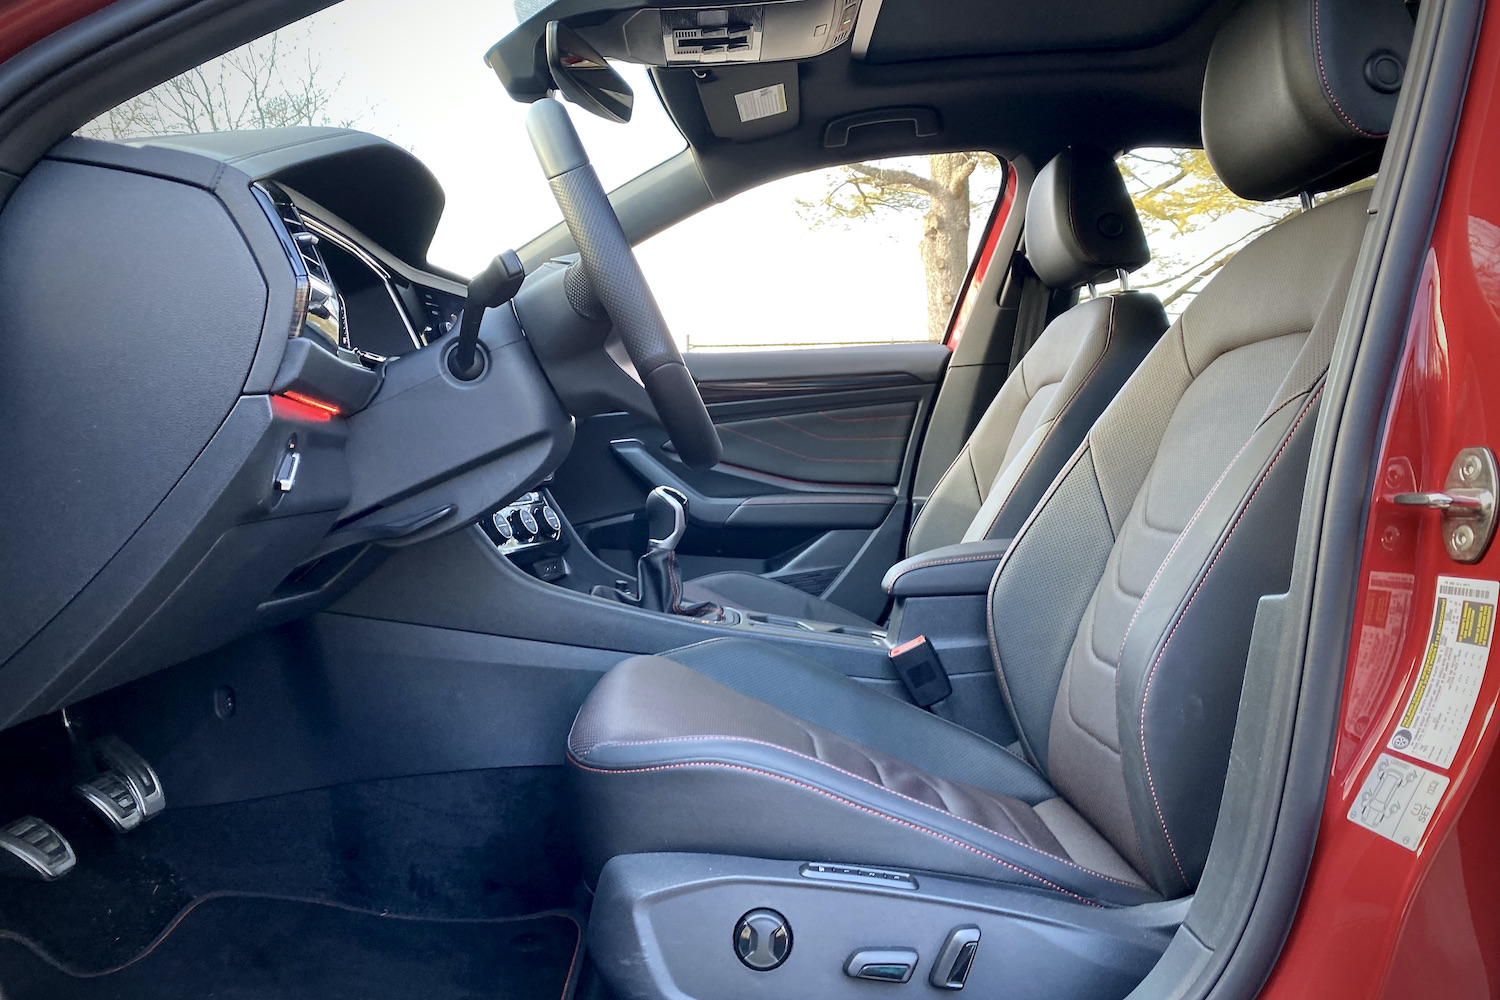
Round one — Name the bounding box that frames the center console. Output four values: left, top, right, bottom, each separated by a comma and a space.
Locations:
459, 483, 1018, 745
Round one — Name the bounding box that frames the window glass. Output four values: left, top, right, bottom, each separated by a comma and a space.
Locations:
78, 0, 687, 277
1109, 147, 1369, 317
636, 155, 1006, 351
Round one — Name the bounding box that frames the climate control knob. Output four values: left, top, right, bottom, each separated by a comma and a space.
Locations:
538, 504, 563, 539
514, 505, 540, 541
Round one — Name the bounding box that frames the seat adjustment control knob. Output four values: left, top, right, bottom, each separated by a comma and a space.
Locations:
844, 948, 919, 983
929, 925, 981, 990
733, 908, 791, 971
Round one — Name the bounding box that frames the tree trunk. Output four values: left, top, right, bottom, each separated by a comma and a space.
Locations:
919, 153, 974, 340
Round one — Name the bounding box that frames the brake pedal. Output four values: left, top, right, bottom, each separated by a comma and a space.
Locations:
0, 816, 76, 880
94, 736, 165, 819
74, 771, 142, 831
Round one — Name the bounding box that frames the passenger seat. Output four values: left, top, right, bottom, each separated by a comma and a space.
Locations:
683, 147, 1170, 626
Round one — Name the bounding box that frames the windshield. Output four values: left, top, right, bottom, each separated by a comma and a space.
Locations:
80, 0, 687, 276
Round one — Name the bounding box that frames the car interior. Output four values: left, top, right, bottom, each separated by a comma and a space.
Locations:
0, 0, 1468, 996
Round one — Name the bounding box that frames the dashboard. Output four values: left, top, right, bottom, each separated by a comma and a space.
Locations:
0, 126, 574, 729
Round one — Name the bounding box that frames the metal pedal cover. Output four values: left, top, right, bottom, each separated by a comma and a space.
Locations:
94, 736, 165, 818
74, 771, 142, 831
0, 816, 77, 880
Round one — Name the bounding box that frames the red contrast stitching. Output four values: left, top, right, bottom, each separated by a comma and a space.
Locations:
819, 409, 912, 423
887, 551, 1007, 587
771, 415, 905, 442
1114, 434, 1256, 670
586, 735, 1142, 888
1313, 0, 1386, 139
981, 296, 1118, 539
1138, 386, 1323, 891
720, 425, 896, 463
572, 757, 1101, 904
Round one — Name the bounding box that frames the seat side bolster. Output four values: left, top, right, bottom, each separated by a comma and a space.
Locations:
969, 292, 1169, 544
572, 735, 1158, 905
1115, 389, 1323, 893
988, 445, 1118, 773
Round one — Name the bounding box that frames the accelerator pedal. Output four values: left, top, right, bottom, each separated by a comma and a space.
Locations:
0, 816, 76, 880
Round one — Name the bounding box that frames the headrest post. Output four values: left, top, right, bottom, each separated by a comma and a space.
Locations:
1299, 191, 1314, 212
1087, 282, 1098, 299
1117, 268, 1130, 291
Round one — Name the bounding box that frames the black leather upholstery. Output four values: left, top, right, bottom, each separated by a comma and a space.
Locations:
569, 641, 1154, 903
1024, 146, 1152, 289
1202, 0, 1413, 200
881, 538, 1013, 597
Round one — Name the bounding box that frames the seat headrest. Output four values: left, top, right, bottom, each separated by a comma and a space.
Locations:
1024, 146, 1151, 290
1203, 0, 1414, 201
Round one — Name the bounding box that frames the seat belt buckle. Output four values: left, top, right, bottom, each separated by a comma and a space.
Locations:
889, 635, 952, 708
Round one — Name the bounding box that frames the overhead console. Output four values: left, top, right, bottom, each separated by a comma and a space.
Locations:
487, 0, 867, 101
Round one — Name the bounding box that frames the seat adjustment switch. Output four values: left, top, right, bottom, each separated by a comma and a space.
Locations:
929, 925, 981, 989
733, 908, 791, 971
844, 948, 919, 983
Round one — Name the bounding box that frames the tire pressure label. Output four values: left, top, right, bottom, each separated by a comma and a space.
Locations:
1348, 754, 1449, 850
1386, 576, 1498, 769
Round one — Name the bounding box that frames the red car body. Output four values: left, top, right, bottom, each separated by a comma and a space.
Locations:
0, 0, 1495, 994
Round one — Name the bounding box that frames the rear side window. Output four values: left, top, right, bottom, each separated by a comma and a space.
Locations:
636, 154, 1007, 351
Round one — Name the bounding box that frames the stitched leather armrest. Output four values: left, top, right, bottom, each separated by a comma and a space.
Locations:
882, 538, 1014, 597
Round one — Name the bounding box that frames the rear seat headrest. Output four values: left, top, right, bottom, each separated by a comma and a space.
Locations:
1203, 0, 1414, 201
1024, 146, 1151, 290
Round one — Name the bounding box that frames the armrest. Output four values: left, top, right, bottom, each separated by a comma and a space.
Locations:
882, 539, 1013, 598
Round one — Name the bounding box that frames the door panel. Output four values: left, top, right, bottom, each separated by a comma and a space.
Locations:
546, 344, 948, 619
709, 401, 916, 486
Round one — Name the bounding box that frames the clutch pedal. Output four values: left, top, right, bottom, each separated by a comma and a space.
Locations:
74, 771, 143, 831
0, 816, 76, 880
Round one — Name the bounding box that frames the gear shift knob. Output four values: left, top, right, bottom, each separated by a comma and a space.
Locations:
646, 486, 688, 552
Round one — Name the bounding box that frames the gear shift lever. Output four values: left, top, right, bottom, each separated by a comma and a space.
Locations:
636, 487, 720, 618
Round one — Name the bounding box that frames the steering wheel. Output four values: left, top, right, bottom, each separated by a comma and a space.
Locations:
526, 99, 723, 470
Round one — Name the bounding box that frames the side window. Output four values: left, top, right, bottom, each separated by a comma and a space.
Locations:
636, 154, 1007, 351
1111, 147, 1368, 317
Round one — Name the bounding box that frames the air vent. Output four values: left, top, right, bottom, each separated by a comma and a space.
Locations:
276, 203, 333, 285
251, 182, 346, 350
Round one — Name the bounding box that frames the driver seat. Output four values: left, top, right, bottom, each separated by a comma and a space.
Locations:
680, 145, 1169, 628
569, 0, 1408, 908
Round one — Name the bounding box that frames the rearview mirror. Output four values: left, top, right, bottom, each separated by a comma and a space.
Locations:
545, 21, 634, 123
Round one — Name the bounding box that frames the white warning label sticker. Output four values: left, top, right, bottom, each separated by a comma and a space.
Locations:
1348, 753, 1449, 850
734, 84, 788, 122
1387, 575, 1498, 768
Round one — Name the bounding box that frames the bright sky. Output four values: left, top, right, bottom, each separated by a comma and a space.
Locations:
93, 0, 1293, 349
132, 0, 1003, 350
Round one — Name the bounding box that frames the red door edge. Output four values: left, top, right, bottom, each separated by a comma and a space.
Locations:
1260, 6, 1500, 996
945, 162, 1016, 350
0, 0, 118, 66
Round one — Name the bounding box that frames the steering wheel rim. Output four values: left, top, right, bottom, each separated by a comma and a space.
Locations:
526, 99, 723, 470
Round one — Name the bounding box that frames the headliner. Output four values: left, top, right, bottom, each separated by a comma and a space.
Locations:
637, 0, 1244, 198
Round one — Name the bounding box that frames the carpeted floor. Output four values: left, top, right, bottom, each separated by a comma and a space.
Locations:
0, 893, 581, 1000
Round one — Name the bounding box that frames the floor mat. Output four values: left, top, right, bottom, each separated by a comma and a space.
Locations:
0, 893, 581, 1000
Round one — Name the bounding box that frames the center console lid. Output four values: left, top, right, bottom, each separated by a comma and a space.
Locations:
881, 538, 1013, 598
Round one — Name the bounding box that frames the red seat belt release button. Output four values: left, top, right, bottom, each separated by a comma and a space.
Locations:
889, 635, 952, 708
